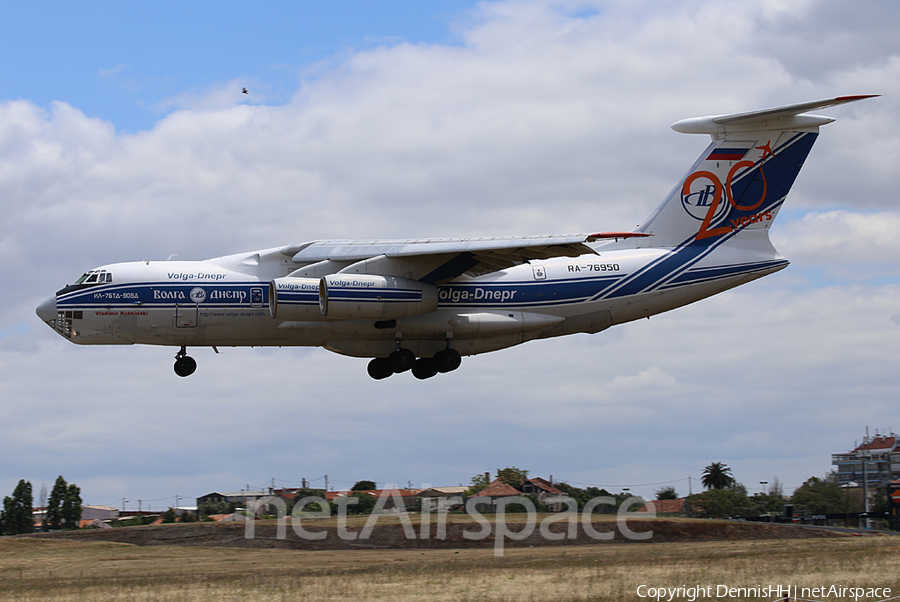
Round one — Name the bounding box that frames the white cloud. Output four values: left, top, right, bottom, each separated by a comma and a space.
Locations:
97, 65, 128, 79
154, 79, 262, 113
2, 0, 899, 503
775, 210, 900, 260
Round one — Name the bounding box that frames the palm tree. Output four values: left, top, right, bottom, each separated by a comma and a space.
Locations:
701, 462, 735, 490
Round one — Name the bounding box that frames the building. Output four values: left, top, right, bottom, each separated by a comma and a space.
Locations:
635, 498, 691, 516
469, 477, 575, 511
196, 491, 268, 508
82, 505, 119, 521
418, 487, 466, 511
476, 480, 522, 500
248, 488, 426, 516
33, 504, 119, 526
326, 489, 423, 512
520, 477, 571, 511
832, 430, 899, 514
832, 431, 897, 488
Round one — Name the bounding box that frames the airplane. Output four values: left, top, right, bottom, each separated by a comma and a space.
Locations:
36, 95, 876, 380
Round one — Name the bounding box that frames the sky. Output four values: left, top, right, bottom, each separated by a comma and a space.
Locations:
2, 0, 899, 511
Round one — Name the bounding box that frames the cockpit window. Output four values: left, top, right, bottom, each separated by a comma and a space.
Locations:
74, 270, 113, 286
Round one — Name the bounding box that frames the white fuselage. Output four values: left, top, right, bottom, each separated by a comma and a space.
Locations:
43, 234, 785, 360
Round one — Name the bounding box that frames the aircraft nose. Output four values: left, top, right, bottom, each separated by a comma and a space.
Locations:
36, 295, 57, 322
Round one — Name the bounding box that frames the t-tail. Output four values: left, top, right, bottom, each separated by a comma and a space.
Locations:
636, 96, 877, 249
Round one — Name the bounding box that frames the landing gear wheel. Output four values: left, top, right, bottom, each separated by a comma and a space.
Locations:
434, 348, 462, 373
411, 357, 439, 380
174, 355, 197, 377
388, 348, 416, 373
367, 357, 393, 380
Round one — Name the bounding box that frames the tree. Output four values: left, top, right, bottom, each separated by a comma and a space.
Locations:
351, 480, 376, 491
334, 491, 376, 515
162, 508, 177, 523
467, 473, 491, 495
701, 462, 735, 490
61, 483, 83, 530
655, 486, 678, 500
769, 476, 784, 499
748, 492, 787, 516
496, 466, 529, 487
790, 476, 850, 514
45, 476, 68, 530
198, 500, 238, 517
553, 482, 616, 513
0, 480, 34, 535
506, 494, 547, 513
614, 492, 647, 512
284, 488, 327, 513
688, 488, 751, 518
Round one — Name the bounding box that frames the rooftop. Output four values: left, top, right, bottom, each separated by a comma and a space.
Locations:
477, 480, 522, 497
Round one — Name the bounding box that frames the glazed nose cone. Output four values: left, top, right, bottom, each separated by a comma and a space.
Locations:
36, 295, 57, 322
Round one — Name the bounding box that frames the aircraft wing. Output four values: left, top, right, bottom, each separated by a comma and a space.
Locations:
281, 232, 647, 283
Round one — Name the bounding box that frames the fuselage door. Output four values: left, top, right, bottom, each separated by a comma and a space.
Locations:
175, 304, 198, 328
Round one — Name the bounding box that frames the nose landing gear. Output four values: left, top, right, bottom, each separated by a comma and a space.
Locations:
174, 346, 197, 377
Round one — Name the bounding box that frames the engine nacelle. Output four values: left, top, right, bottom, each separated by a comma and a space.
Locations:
269, 277, 323, 321
319, 274, 438, 320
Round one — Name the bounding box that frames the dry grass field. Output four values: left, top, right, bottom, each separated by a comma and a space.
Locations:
2, 526, 900, 601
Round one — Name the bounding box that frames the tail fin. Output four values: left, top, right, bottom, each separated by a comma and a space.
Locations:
636, 96, 876, 248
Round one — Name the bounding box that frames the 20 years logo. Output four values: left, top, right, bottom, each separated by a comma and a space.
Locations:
682, 142, 775, 241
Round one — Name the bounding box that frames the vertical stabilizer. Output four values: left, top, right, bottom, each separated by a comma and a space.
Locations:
636, 96, 876, 249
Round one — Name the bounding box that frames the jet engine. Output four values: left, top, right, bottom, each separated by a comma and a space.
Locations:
269, 277, 322, 320
318, 274, 438, 320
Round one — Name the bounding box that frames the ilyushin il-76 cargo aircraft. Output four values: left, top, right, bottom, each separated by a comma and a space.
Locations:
37, 95, 875, 379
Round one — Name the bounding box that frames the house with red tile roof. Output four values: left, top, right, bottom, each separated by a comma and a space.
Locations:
253, 488, 424, 515
520, 477, 571, 511
635, 498, 691, 516
477, 480, 522, 499
469, 477, 575, 511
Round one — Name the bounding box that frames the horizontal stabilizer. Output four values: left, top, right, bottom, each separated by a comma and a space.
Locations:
671, 95, 877, 135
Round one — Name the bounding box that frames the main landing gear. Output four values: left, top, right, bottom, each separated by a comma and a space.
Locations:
174, 346, 197, 377
367, 346, 462, 380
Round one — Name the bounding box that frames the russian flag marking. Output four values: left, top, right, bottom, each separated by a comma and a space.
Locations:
707, 148, 748, 161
